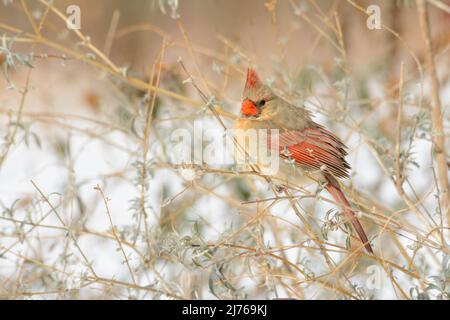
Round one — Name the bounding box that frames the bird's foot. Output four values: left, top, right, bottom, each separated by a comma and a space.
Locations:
273, 184, 286, 193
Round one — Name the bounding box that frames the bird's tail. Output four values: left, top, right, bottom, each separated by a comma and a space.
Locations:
324, 175, 373, 254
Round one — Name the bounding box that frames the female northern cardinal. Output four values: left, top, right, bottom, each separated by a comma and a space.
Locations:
234, 68, 373, 254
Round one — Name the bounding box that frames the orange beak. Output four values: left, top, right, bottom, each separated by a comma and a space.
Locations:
241, 99, 259, 117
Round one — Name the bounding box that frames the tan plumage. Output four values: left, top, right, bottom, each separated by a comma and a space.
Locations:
234, 68, 373, 254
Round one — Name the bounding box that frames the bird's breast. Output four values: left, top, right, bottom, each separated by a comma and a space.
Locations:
232, 119, 323, 187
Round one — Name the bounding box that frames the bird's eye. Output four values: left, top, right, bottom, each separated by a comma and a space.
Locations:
257, 99, 266, 107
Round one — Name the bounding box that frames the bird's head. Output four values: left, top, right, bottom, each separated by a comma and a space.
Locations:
240, 68, 276, 119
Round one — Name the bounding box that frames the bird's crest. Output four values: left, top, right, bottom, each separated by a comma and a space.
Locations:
245, 68, 261, 89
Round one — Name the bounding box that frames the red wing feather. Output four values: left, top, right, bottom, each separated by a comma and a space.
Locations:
275, 127, 350, 178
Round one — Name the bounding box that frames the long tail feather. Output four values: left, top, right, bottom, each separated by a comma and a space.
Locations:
325, 175, 373, 254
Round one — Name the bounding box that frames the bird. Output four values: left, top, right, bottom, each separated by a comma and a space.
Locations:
234, 68, 373, 254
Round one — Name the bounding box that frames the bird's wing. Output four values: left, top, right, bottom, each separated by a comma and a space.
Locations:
270, 126, 351, 179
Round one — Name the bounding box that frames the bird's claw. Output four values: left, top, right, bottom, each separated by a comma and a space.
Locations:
274, 184, 286, 193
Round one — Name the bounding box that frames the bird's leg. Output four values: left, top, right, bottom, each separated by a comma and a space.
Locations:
269, 182, 286, 193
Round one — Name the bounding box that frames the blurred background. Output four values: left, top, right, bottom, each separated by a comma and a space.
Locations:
0, 0, 449, 299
